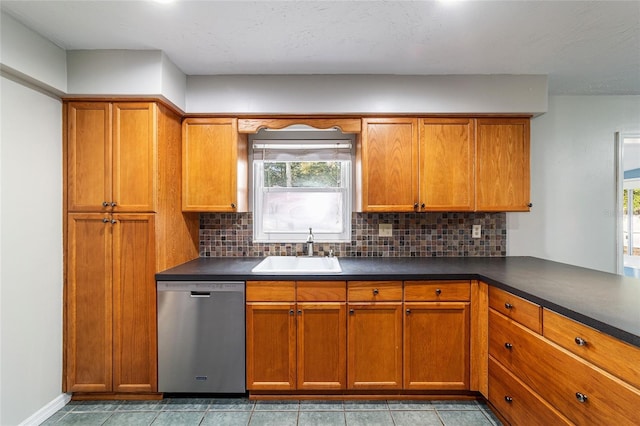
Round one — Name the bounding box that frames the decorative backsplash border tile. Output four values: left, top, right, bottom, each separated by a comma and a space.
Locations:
200, 212, 506, 257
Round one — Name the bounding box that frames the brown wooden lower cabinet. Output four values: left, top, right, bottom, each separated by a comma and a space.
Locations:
297, 302, 347, 390
245, 302, 296, 390
246, 280, 475, 395
489, 308, 640, 425
66, 213, 157, 393
404, 302, 470, 390
245, 281, 347, 391
488, 356, 572, 425
347, 302, 403, 390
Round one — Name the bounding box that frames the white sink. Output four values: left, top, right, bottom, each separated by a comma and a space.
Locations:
252, 256, 342, 274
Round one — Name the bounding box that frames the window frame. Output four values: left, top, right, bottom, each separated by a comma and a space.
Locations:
251, 135, 354, 244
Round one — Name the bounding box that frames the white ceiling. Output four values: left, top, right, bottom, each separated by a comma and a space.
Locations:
2, 0, 639, 95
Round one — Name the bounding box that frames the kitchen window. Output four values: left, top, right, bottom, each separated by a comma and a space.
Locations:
252, 137, 352, 243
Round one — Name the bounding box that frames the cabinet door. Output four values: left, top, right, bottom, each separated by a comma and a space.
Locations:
476, 118, 530, 211
347, 303, 403, 389
182, 118, 239, 212
66, 213, 113, 392
112, 214, 157, 393
404, 302, 470, 390
297, 302, 347, 390
418, 118, 475, 211
112, 103, 157, 212
246, 303, 296, 390
67, 103, 112, 212
361, 118, 418, 212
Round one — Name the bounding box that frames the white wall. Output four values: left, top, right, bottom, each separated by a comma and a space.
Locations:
508, 95, 640, 273
67, 50, 186, 110
0, 76, 64, 426
0, 12, 67, 94
186, 74, 548, 114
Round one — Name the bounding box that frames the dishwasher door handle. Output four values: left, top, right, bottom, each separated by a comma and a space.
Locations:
190, 291, 211, 298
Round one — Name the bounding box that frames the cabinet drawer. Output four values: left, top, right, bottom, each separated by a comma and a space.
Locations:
489, 287, 541, 333
246, 281, 295, 301
490, 309, 640, 425
404, 281, 470, 301
297, 281, 346, 302
348, 281, 402, 301
543, 308, 640, 389
489, 356, 571, 426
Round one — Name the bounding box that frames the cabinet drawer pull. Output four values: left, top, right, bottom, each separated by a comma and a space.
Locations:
504, 342, 513, 350
574, 337, 587, 346
435, 288, 442, 296
372, 288, 379, 296
504, 396, 513, 403
575, 392, 588, 403
505, 302, 513, 309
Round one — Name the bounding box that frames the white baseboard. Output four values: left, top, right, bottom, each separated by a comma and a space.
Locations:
19, 393, 72, 426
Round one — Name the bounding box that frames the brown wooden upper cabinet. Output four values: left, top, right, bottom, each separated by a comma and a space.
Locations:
476, 118, 531, 211
361, 116, 530, 212
182, 117, 247, 212
67, 102, 157, 213
419, 118, 475, 211
361, 118, 418, 212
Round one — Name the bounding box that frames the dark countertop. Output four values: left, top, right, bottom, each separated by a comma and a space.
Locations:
156, 256, 640, 348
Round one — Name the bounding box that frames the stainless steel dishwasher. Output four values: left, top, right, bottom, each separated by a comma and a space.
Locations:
157, 281, 245, 393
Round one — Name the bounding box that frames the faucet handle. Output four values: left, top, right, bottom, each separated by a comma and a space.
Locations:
329, 249, 334, 258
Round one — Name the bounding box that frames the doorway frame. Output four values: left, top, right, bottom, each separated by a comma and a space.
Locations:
616, 131, 640, 275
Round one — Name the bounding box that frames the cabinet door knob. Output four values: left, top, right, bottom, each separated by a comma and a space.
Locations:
435, 288, 442, 296
414, 203, 419, 209
528, 203, 533, 208
297, 309, 302, 315
373, 288, 379, 296
504, 396, 513, 403
102, 218, 110, 223
110, 202, 117, 207
505, 302, 513, 310
421, 203, 425, 209
504, 342, 513, 350
574, 337, 587, 346
349, 309, 355, 315
289, 309, 294, 315
406, 309, 411, 315
575, 392, 588, 403
231, 203, 236, 208
102, 201, 109, 207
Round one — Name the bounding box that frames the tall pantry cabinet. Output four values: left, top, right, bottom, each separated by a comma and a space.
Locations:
64, 101, 199, 395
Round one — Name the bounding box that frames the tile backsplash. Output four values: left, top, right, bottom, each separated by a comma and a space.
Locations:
200, 212, 506, 257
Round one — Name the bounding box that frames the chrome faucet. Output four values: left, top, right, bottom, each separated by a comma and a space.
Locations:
306, 227, 314, 257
